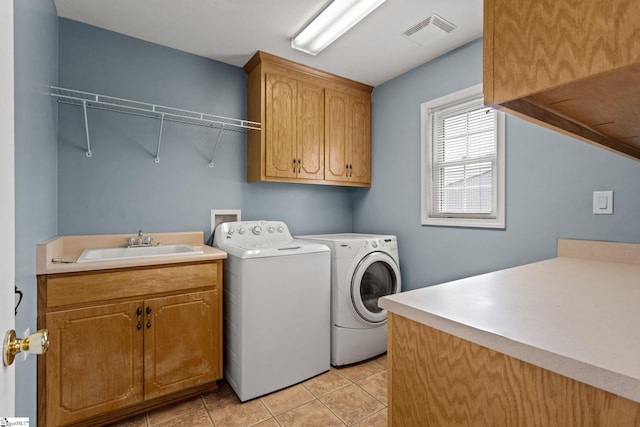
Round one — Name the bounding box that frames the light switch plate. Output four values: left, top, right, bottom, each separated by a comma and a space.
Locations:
593, 191, 613, 215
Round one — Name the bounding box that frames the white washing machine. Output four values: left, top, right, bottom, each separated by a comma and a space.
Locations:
296, 233, 401, 366
213, 221, 330, 401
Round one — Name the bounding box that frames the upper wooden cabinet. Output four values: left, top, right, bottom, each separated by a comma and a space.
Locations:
244, 51, 373, 187
484, 0, 640, 160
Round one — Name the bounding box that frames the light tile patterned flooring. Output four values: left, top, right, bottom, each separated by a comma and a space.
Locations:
111, 354, 387, 427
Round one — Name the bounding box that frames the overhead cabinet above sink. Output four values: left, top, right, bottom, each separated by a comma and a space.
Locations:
244, 51, 373, 187
483, 0, 640, 160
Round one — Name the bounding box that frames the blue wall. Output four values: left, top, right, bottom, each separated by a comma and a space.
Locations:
57, 19, 353, 239
14, 0, 59, 421
353, 38, 640, 291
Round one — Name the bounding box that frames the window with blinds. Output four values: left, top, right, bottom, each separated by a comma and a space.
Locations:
421, 84, 505, 228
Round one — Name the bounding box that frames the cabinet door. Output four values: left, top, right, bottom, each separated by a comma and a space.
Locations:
485, 0, 640, 104
347, 94, 371, 184
45, 301, 144, 426
325, 89, 349, 182
265, 73, 297, 178
297, 81, 325, 180
325, 89, 371, 184
144, 290, 219, 400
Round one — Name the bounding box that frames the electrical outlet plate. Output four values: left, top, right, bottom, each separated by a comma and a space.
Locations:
211, 209, 241, 233
593, 191, 613, 215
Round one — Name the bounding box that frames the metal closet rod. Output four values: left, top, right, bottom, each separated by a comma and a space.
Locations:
50, 86, 261, 164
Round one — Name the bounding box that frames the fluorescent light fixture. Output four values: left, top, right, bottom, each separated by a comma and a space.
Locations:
291, 0, 387, 56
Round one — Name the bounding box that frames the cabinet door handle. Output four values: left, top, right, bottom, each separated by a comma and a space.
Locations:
136, 307, 143, 331
144, 306, 152, 328
293, 158, 297, 173
297, 158, 301, 173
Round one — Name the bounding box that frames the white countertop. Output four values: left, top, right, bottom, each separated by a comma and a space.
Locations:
380, 253, 640, 403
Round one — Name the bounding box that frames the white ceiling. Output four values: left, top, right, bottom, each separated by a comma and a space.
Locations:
54, 0, 483, 87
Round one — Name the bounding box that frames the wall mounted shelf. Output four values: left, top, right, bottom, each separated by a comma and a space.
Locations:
50, 86, 261, 166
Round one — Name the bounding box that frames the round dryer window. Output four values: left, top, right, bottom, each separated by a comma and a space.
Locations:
351, 251, 401, 324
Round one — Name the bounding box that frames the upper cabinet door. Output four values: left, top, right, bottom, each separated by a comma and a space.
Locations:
486, 0, 640, 104
325, 89, 371, 185
348, 94, 371, 185
484, 0, 640, 160
265, 73, 297, 178
325, 89, 349, 182
297, 81, 325, 180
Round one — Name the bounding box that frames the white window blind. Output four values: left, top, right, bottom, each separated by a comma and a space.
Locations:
432, 97, 496, 216
421, 84, 505, 228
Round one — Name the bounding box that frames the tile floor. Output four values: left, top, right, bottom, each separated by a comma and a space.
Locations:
110, 354, 387, 427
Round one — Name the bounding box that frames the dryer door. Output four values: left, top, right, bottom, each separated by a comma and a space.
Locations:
351, 252, 401, 324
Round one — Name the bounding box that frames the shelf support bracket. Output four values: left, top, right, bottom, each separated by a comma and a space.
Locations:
155, 113, 165, 164
208, 125, 225, 168
82, 101, 92, 158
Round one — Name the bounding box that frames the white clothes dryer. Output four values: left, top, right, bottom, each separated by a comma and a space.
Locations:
296, 233, 401, 366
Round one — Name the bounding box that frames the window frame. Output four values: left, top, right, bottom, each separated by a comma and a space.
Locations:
421, 84, 506, 229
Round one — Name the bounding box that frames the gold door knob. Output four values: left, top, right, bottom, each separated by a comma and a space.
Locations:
3, 329, 49, 366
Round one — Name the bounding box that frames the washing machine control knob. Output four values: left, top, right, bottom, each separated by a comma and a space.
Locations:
277, 226, 284, 233
238, 227, 246, 235
371, 240, 378, 248
227, 228, 235, 235
268, 226, 274, 233
252, 225, 263, 235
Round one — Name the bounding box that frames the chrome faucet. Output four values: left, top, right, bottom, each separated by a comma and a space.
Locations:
128, 230, 153, 247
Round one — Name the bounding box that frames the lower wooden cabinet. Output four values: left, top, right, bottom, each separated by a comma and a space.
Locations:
38, 261, 222, 427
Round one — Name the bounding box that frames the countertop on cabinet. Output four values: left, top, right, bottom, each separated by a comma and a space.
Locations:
379, 239, 640, 403
37, 231, 226, 275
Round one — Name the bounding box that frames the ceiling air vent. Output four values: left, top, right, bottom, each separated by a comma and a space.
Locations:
402, 13, 456, 47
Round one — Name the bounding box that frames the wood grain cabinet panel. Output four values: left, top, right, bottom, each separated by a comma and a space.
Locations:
264, 73, 325, 180
325, 89, 371, 185
297, 81, 325, 180
38, 261, 223, 426
244, 51, 372, 187
45, 301, 144, 427
484, 0, 640, 160
144, 290, 219, 400
265, 73, 298, 178
387, 313, 640, 426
